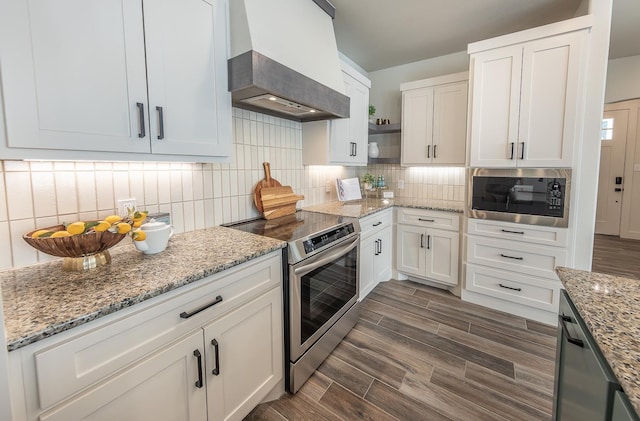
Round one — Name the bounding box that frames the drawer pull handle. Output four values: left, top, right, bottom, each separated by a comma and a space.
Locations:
499, 253, 523, 261
418, 218, 435, 222
377, 238, 382, 255
559, 315, 584, 347
499, 283, 522, 292
520, 142, 525, 160
180, 295, 223, 319
194, 349, 204, 388
501, 229, 524, 235
211, 339, 220, 375
420, 234, 425, 248
510, 142, 515, 160
426, 235, 431, 250
372, 221, 382, 227
427, 144, 431, 158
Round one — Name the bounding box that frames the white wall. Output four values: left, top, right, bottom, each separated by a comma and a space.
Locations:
605, 55, 640, 103
368, 51, 470, 124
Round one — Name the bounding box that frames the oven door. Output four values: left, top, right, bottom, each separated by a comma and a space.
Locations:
289, 234, 359, 362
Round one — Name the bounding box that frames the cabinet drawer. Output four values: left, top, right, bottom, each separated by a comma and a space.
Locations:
397, 208, 460, 231
467, 218, 568, 247
360, 209, 393, 239
466, 263, 561, 312
33, 253, 281, 410
466, 235, 566, 280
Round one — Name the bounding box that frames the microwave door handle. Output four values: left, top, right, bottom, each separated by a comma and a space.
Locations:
293, 236, 359, 277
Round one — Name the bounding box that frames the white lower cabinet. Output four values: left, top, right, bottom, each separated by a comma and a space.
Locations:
395, 208, 460, 287
9, 252, 283, 421
463, 218, 568, 324
359, 209, 393, 299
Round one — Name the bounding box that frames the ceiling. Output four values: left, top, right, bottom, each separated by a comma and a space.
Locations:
330, 0, 640, 72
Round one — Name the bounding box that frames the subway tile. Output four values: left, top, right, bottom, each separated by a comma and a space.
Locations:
4, 161, 31, 172
112, 171, 130, 202
129, 170, 145, 206
213, 198, 223, 226
0, 221, 12, 270
193, 169, 204, 201
10, 218, 38, 268
0, 173, 8, 222
95, 171, 115, 211
202, 169, 214, 200
181, 169, 194, 201
221, 170, 231, 197
170, 169, 182, 203
29, 161, 53, 172
212, 170, 223, 199
170, 202, 185, 234
143, 170, 159, 206
5, 172, 34, 220
31, 172, 57, 218
157, 170, 171, 204
204, 199, 215, 228
76, 172, 97, 214
194, 200, 205, 230
183, 201, 195, 232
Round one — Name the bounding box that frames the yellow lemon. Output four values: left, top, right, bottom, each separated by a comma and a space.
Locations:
116, 222, 132, 234
132, 211, 148, 222
105, 215, 122, 225
132, 220, 143, 228
93, 221, 111, 232
67, 221, 86, 235
50, 230, 72, 238
31, 229, 51, 239
132, 230, 146, 241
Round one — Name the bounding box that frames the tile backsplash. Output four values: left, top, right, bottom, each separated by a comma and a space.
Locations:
0, 108, 464, 270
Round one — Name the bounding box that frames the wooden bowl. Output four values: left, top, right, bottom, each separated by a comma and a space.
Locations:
23, 224, 126, 258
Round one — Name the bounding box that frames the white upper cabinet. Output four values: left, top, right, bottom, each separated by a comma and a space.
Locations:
0, 0, 232, 161
401, 73, 468, 166
469, 28, 587, 168
302, 61, 370, 166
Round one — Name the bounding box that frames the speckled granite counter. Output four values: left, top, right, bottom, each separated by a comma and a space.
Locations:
0, 226, 285, 351
557, 267, 640, 415
303, 198, 464, 218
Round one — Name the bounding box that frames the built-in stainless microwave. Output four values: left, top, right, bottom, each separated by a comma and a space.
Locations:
469, 168, 571, 227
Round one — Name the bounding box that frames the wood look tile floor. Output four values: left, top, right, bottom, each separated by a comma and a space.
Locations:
592, 234, 640, 279
245, 280, 557, 421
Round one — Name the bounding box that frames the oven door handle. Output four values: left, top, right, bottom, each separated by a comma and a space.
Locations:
293, 235, 359, 277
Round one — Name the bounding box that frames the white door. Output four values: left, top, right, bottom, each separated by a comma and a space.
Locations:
373, 226, 393, 284
204, 288, 283, 421
144, 0, 232, 158
40, 331, 207, 421
359, 235, 376, 299
396, 225, 426, 277
518, 32, 584, 168
402, 87, 434, 165
0, 0, 150, 153
469, 45, 522, 167
331, 72, 369, 165
596, 109, 629, 235
432, 81, 468, 165
425, 228, 459, 286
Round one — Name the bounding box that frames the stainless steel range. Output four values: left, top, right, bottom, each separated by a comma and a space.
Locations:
225, 211, 361, 393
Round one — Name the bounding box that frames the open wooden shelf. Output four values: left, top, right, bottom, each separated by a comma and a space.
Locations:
368, 123, 401, 135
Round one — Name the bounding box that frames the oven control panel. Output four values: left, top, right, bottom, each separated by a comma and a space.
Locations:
303, 223, 355, 254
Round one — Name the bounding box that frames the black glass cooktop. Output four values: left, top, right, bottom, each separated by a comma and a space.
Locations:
224, 211, 353, 243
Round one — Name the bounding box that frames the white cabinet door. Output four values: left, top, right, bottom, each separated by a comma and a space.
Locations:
204, 288, 283, 421
0, 0, 150, 153
517, 32, 583, 168
396, 224, 426, 277
469, 31, 585, 168
401, 87, 434, 165
144, 0, 232, 158
330, 72, 369, 165
424, 228, 459, 286
373, 226, 393, 284
432, 81, 468, 165
359, 235, 376, 300
40, 331, 207, 421
469, 45, 522, 167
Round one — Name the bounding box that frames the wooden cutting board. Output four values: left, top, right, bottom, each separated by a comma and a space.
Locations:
260, 186, 304, 219
253, 162, 282, 213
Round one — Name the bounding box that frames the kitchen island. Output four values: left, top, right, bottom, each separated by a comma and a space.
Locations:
0, 226, 285, 351
557, 267, 640, 417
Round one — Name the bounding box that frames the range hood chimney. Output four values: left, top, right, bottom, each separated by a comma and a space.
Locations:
228, 0, 350, 122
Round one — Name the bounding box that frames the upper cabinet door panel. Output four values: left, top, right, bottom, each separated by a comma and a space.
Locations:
469, 45, 522, 167
432, 81, 468, 165
0, 0, 150, 153
518, 32, 584, 168
401, 87, 434, 165
145, 0, 232, 157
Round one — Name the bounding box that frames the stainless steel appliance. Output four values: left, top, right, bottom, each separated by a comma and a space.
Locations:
225, 211, 360, 393
469, 168, 571, 227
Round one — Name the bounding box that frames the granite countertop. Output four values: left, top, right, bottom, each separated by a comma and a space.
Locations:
556, 267, 640, 415
303, 197, 464, 218
0, 226, 285, 351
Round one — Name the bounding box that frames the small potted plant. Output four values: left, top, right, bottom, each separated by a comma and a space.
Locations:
368, 105, 376, 124
362, 173, 376, 191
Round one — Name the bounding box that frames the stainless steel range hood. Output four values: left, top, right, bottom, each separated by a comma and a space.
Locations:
228, 0, 350, 122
